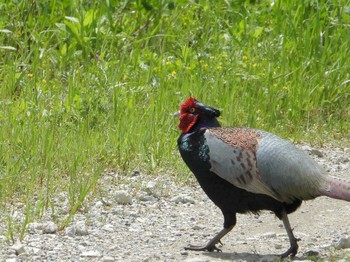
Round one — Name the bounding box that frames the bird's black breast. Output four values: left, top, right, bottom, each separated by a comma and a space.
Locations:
178, 130, 241, 212
178, 131, 209, 162
178, 130, 212, 176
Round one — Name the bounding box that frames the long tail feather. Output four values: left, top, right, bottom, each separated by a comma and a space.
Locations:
320, 176, 350, 201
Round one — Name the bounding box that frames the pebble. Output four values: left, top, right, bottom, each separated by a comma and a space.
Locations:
65, 222, 89, 237
131, 170, 140, 176
42, 222, 57, 234
259, 232, 276, 239
274, 243, 282, 249
102, 256, 115, 262
137, 191, 158, 202
310, 149, 323, 157
145, 181, 158, 193
337, 156, 349, 164
184, 257, 210, 262
334, 237, 350, 249
114, 190, 132, 204
304, 250, 319, 256
192, 225, 205, 230
102, 224, 114, 232
10, 241, 26, 255
81, 250, 101, 257
27, 246, 41, 255
27, 222, 43, 234
94, 201, 103, 208
171, 194, 195, 204
6, 249, 16, 256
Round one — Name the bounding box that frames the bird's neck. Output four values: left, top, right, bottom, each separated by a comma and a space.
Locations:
179, 119, 221, 145
187, 118, 221, 134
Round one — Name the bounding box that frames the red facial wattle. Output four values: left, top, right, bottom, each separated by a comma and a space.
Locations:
178, 97, 198, 133
178, 113, 199, 133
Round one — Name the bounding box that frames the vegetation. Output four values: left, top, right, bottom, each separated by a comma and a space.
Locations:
0, 0, 349, 240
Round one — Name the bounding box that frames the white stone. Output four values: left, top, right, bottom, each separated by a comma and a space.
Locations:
65, 222, 88, 237
5, 258, 17, 262
94, 201, 103, 208
259, 232, 277, 239
274, 243, 282, 249
27, 222, 43, 233
81, 250, 101, 257
102, 224, 114, 232
102, 256, 115, 262
171, 195, 195, 204
335, 237, 350, 249
138, 194, 157, 202
27, 247, 41, 254
145, 181, 163, 197
42, 222, 57, 234
10, 240, 26, 255
184, 257, 209, 262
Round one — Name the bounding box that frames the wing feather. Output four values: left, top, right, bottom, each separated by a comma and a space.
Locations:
205, 128, 326, 203
205, 129, 281, 201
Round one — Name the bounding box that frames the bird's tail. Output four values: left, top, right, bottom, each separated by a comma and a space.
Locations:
320, 176, 350, 201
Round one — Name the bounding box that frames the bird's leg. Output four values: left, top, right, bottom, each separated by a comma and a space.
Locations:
185, 225, 234, 252
280, 209, 300, 258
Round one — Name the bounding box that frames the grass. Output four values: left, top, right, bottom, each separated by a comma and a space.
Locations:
0, 0, 349, 241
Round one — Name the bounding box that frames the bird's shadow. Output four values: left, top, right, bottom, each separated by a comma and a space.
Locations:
202, 251, 277, 262
195, 251, 313, 262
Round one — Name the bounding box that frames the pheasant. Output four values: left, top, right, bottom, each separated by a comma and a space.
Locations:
176, 97, 350, 258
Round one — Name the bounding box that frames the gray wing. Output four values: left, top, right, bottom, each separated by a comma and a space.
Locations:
256, 131, 326, 202
205, 129, 327, 203
204, 130, 281, 201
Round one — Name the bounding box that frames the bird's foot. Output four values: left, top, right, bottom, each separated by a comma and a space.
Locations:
185, 241, 223, 252
280, 238, 300, 258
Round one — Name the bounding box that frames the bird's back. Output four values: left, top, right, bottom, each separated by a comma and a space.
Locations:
256, 130, 327, 202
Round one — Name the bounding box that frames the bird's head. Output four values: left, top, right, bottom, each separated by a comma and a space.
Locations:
176, 97, 221, 134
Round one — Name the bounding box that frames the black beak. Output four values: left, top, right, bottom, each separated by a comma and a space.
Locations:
195, 101, 221, 117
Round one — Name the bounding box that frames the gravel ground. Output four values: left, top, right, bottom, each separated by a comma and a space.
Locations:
0, 144, 350, 262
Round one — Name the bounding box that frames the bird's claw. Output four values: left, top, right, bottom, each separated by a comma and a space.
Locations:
280, 247, 297, 258
280, 240, 300, 258
185, 244, 222, 252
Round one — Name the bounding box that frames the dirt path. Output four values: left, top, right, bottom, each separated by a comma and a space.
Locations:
0, 144, 349, 261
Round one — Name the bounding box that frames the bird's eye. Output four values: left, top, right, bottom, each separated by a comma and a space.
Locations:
189, 107, 196, 113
